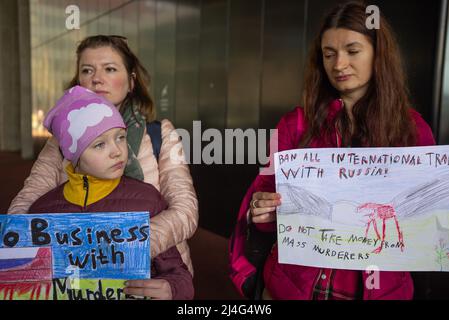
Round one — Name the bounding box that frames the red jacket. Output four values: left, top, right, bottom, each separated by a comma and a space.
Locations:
257, 100, 435, 300
29, 176, 194, 300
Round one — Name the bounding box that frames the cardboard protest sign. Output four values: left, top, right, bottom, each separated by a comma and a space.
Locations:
0, 212, 150, 300
275, 145, 449, 272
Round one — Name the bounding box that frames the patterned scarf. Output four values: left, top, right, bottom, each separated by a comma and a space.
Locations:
121, 104, 146, 181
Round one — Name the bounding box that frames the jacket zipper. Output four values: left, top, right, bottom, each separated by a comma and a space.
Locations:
82, 175, 89, 209
335, 99, 344, 147
335, 124, 342, 148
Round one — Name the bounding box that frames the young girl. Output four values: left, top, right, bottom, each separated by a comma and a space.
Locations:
238, 2, 435, 300
28, 86, 194, 300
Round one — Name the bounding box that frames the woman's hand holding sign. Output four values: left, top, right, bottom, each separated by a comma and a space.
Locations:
124, 279, 172, 300
250, 192, 282, 224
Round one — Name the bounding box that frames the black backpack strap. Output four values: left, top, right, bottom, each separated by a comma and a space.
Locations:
243, 223, 276, 300
146, 120, 162, 161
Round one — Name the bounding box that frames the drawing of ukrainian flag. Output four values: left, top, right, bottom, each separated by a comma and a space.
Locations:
0, 247, 53, 300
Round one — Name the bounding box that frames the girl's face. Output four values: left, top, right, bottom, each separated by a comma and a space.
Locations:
321, 28, 374, 100
77, 128, 128, 180
78, 46, 133, 108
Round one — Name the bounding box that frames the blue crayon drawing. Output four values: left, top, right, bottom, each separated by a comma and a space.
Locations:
0, 212, 150, 280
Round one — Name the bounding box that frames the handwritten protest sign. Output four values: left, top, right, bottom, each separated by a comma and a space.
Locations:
0, 212, 150, 300
275, 146, 449, 272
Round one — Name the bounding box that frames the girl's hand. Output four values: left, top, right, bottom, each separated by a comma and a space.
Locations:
124, 279, 172, 300
249, 192, 281, 224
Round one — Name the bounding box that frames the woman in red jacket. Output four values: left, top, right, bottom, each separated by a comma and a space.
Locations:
246, 2, 435, 300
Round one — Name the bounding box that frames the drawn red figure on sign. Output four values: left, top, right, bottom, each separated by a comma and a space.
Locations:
279, 173, 449, 256
356, 203, 404, 254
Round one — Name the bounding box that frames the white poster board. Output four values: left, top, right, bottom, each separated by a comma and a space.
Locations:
274, 146, 449, 272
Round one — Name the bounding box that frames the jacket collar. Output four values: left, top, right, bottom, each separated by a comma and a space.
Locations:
327, 98, 344, 122
307, 99, 344, 148
63, 163, 121, 207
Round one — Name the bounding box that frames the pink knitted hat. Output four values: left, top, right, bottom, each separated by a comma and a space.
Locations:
44, 86, 126, 164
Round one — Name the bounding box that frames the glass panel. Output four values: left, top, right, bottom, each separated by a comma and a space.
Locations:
175, 0, 201, 129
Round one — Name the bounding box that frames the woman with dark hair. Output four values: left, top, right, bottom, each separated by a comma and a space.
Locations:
8, 35, 198, 299
234, 2, 435, 299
